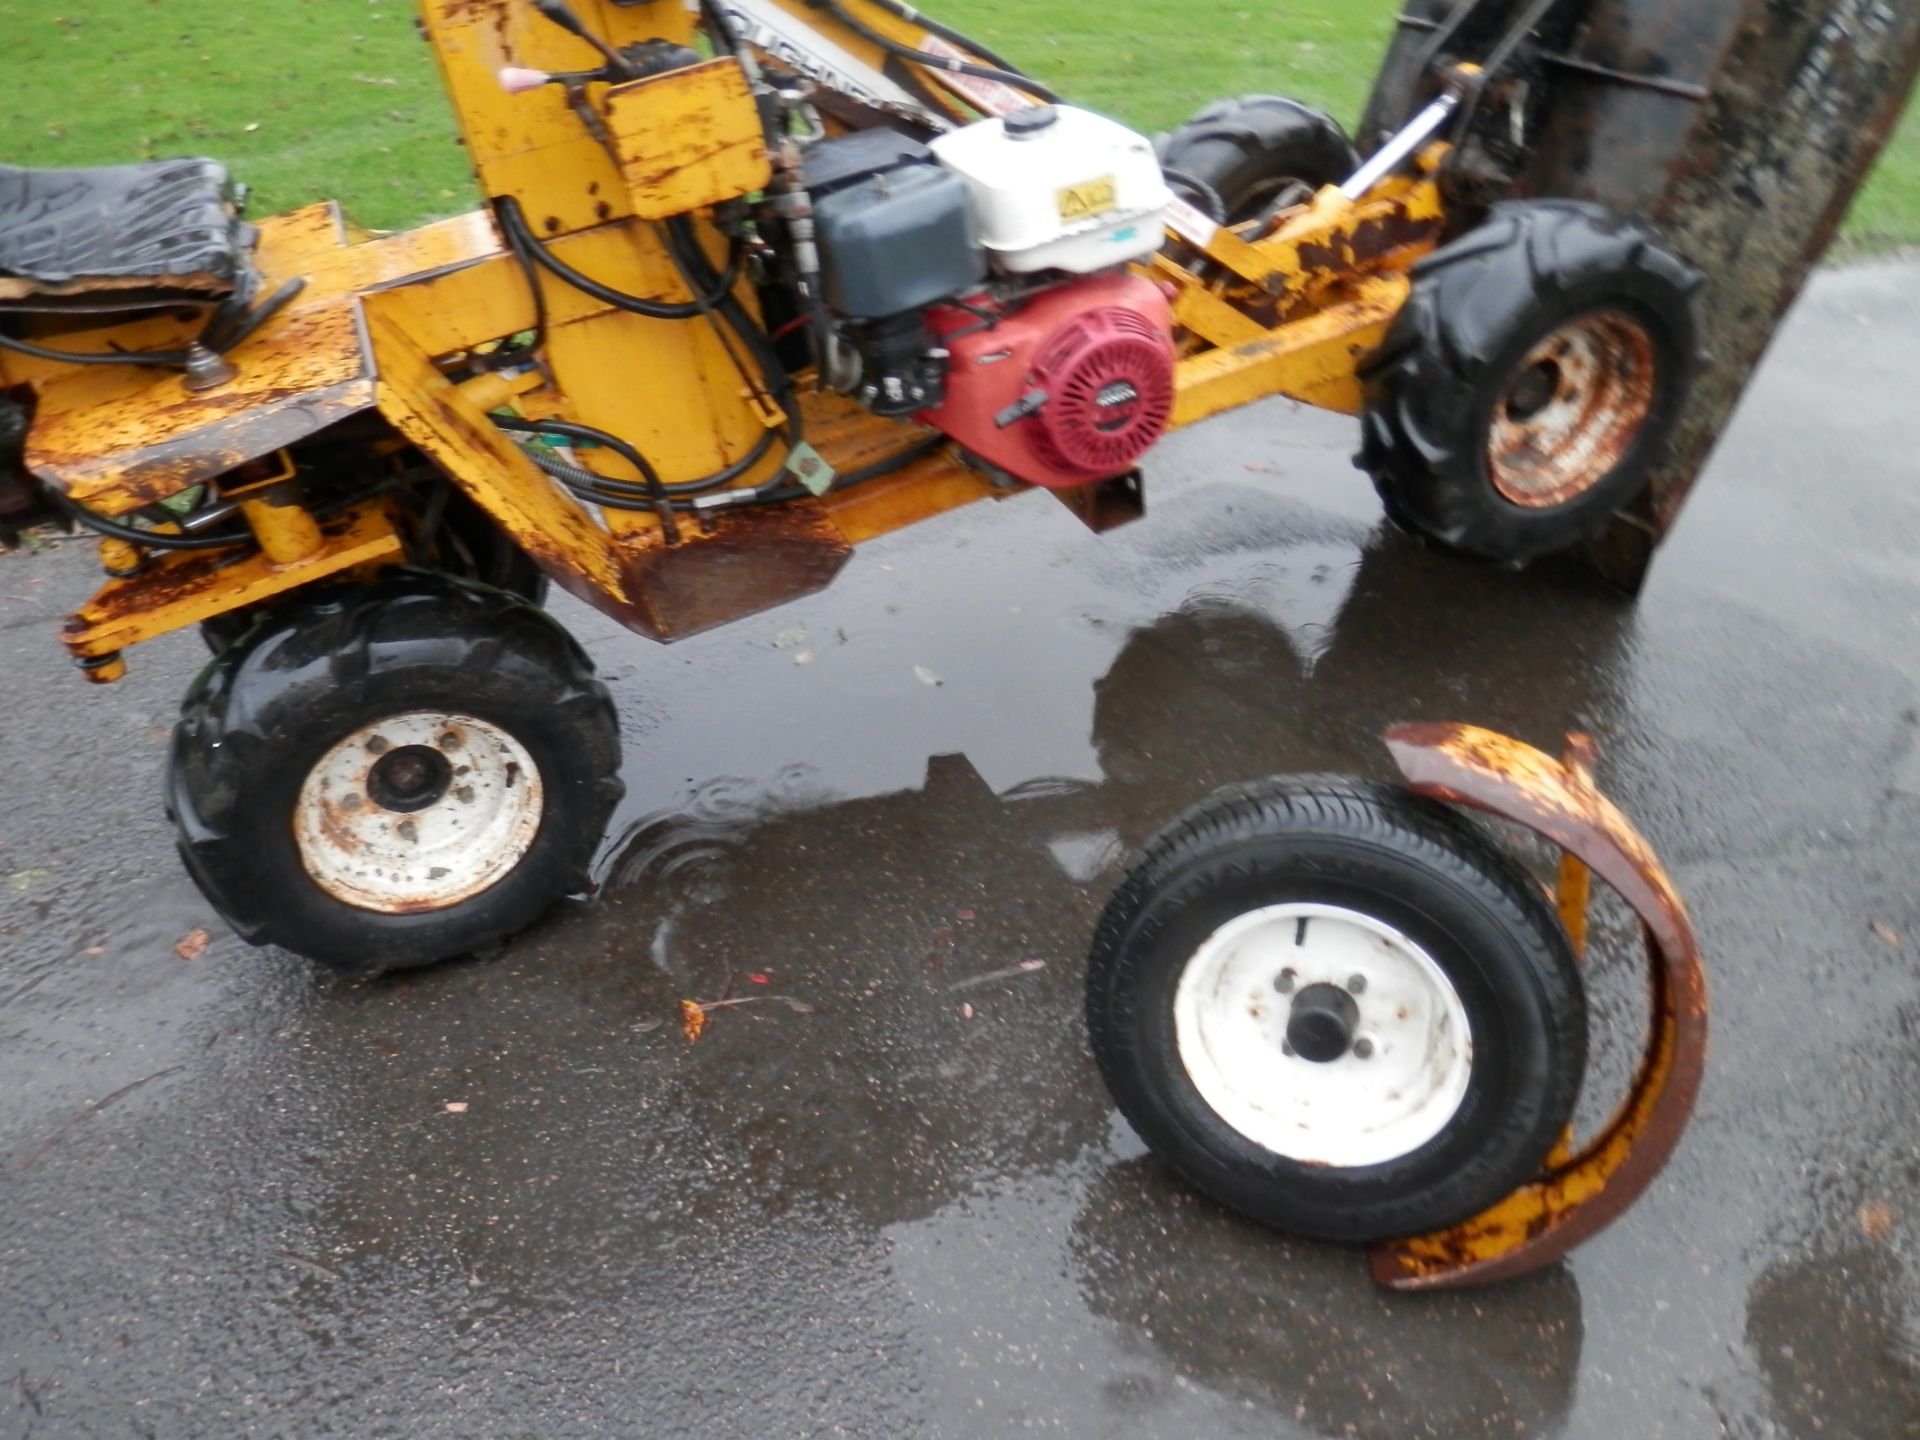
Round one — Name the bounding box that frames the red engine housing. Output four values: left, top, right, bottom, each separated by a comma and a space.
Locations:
918, 272, 1176, 490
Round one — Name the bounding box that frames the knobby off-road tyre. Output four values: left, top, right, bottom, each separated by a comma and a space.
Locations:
200, 490, 547, 654
1359, 200, 1704, 563
1157, 95, 1360, 225
1086, 777, 1587, 1244
169, 572, 622, 976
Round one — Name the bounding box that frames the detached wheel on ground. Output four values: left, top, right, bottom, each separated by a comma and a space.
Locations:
1157, 94, 1359, 225
1359, 200, 1704, 563
168, 572, 623, 975
1086, 777, 1587, 1243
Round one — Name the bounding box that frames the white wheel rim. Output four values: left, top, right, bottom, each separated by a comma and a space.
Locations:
1172, 903, 1473, 1167
293, 711, 545, 915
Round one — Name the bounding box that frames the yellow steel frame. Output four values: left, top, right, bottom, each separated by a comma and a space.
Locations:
32, 0, 1446, 675
10, 3, 1711, 1295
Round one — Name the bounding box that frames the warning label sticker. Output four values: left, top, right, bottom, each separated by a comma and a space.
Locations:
1057, 177, 1118, 223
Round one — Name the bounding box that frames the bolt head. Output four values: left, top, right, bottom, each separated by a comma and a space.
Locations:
1347, 973, 1368, 995
1353, 1038, 1375, 1060
1273, 968, 1298, 995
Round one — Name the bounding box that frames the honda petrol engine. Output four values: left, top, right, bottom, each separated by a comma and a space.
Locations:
802, 104, 1178, 488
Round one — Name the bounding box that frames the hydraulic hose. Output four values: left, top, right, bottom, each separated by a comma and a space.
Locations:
0, 329, 190, 371
508, 418, 779, 502
52, 490, 251, 550
658, 215, 804, 448
860, 0, 1031, 79
497, 197, 745, 323
53, 474, 400, 555
813, 0, 1060, 105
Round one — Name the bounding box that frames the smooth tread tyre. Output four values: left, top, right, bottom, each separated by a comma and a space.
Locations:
1359, 199, 1704, 562
1157, 94, 1359, 225
1086, 776, 1587, 1244
169, 572, 622, 975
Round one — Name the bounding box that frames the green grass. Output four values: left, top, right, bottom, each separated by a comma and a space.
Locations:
1, 0, 1916, 245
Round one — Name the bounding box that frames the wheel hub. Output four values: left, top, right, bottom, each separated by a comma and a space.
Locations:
294, 711, 545, 916
1487, 308, 1657, 510
1285, 982, 1360, 1063
367, 745, 454, 815
1172, 903, 1474, 1167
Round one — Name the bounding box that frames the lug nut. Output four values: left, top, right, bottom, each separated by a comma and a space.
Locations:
1347, 974, 1367, 995
1274, 968, 1298, 995
1353, 1038, 1375, 1060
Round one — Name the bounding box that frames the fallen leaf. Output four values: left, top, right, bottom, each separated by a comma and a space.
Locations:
748, 973, 770, 985
444, 1101, 469, 1114
84, 946, 105, 957
173, 928, 211, 962
1870, 920, 1901, 946
913, 664, 943, 688
680, 998, 707, 1043
1860, 1200, 1896, 1240
961, 1002, 974, 1019
631, 1018, 665, 1035
243, 121, 261, 133
956, 908, 975, 921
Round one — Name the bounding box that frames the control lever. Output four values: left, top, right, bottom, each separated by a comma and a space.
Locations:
530, 0, 637, 76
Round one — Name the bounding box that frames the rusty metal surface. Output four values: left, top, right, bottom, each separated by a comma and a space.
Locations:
1362, 1, 1920, 588
1051, 471, 1145, 534
1169, 278, 1411, 426
621, 503, 853, 640
1486, 308, 1657, 509
22, 205, 501, 512
363, 301, 646, 630
60, 504, 404, 663
605, 60, 772, 221
1367, 722, 1708, 1291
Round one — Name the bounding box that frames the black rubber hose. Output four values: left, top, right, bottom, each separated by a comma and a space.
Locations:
512, 423, 779, 502
490, 201, 552, 363
200, 277, 308, 354
498, 197, 745, 322
813, 0, 1059, 105
51, 490, 253, 552
491, 413, 676, 527
860, 0, 1030, 78
54, 471, 408, 555
0, 329, 189, 371
524, 427, 941, 513
665, 218, 803, 440
722, 431, 949, 508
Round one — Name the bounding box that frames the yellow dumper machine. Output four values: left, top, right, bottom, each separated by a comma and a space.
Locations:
8, 0, 1909, 1287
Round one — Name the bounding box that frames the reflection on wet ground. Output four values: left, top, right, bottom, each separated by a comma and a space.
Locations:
4, 259, 1920, 1437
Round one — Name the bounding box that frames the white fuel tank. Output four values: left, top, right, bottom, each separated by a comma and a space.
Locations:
929, 105, 1172, 275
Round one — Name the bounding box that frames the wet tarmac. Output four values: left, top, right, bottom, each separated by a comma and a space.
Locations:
4, 257, 1919, 1439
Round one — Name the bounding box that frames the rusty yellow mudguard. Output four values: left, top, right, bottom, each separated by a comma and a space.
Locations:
1368, 724, 1709, 1291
